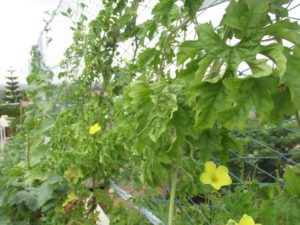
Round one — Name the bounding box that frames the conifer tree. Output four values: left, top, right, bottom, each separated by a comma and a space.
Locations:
4, 68, 21, 103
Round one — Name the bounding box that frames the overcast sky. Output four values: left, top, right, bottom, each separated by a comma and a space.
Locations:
0, 0, 59, 84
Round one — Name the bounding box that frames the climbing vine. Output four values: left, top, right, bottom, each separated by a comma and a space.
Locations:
1, 0, 300, 224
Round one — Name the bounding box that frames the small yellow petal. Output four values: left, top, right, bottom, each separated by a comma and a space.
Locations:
211, 181, 222, 190
216, 165, 229, 175
216, 166, 232, 186
218, 173, 232, 186
89, 123, 101, 135
238, 214, 256, 225
200, 172, 212, 184
205, 161, 217, 174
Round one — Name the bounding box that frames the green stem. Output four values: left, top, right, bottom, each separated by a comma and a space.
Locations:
26, 130, 30, 169
19, 104, 22, 127
207, 27, 230, 79
168, 169, 178, 225
160, 17, 191, 76
295, 111, 300, 128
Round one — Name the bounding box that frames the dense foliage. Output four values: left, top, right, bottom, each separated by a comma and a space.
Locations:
1, 0, 300, 224
0, 104, 20, 117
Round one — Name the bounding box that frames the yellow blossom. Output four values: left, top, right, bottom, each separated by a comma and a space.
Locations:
236, 214, 261, 225
200, 161, 232, 190
89, 123, 101, 135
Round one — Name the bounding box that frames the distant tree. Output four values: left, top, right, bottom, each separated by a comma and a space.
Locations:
4, 68, 21, 103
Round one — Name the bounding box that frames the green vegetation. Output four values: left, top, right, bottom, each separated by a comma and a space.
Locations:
0, 104, 20, 117
0, 0, 300, 224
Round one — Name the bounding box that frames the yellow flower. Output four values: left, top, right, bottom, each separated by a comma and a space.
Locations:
89, 123, 101, 135
200, 161, 232, 190
237, 214, 261, 225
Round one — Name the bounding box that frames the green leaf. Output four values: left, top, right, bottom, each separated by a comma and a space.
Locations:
64, 165, 84, 184
15, 189, 38, 211
45, 172, 63, 185
170, 101, 194, 147
0, 215, 10, 225
222, 0, 269, 33
196, 23, 228, 56
177, 59, 199, 86
36, 183, 54, 208
7, 166, 24, 176
30, 144, 48, 166
177, 40, 202, 65
282, 47, 300, 109
193, 82, 230, 130
14, 174, 61, 211
40, 118, 55, 133
148, 91, 178, 142
184, 0, 204, 18
260, 193, 300, 225
137, 48, 158, 70
24, 169, 48, 186
222, 0, 247, 31
243, 78, 274, 122
141, 20, 157, 40
148, 117, 167, 142
152, 0, 175, 26
198, 130, 223, 161
127, 80, 152, 106
247, 60, 273, 78
270, 0, 289, 17
219, 134, 243, 164
195, 56, 228, 83
260, 43, 287, 78
270, 89, 295, 123
266, 20, 300, 44
221, 77, 274, 129
283, 166, 300, 196
220, 106, 251, 131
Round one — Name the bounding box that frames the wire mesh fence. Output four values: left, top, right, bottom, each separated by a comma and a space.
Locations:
37, 0, 231, 78
120, 119, 300, 224
37, 0, 300, 78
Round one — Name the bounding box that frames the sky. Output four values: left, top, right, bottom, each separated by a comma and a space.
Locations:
0, 0, 231, 85
0, 0, 59, 84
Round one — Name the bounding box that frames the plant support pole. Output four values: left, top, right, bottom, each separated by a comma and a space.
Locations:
168, 169, 178, 225
295, 111, 300, 128
26, 130, 30, 169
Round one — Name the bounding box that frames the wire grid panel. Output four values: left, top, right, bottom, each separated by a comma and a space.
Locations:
37, 0, 103, 75
139, 120, 300, 225
37, 0, 230, 78
38, 0, 300, 81
115, 0, 230, 71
